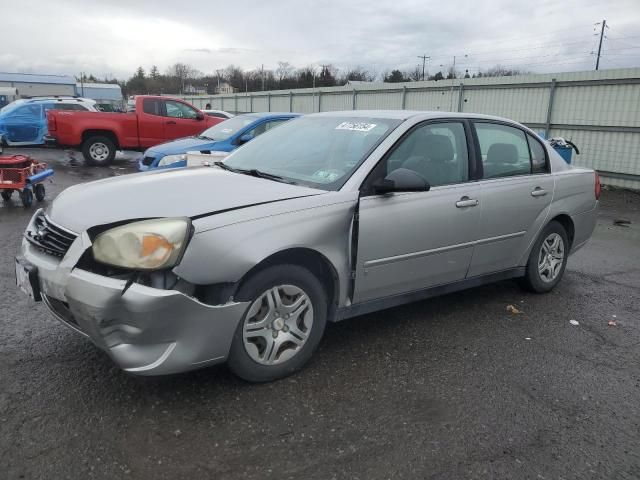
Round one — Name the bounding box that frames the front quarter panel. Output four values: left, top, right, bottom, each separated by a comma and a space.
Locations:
173, 191, 359, 306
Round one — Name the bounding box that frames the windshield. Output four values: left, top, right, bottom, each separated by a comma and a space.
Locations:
200, 115, 257, 141
0, 101, 25, 116
224, 116, 401, 190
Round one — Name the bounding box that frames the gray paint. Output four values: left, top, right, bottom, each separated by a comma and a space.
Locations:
20, 111, 599, 376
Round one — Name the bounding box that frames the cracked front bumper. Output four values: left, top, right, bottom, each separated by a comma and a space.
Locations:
20, 213, 249, 376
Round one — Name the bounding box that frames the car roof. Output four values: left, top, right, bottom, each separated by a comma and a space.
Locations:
308, 109, 516, 123
239, 112, 301, 119
17, 97, 95, 104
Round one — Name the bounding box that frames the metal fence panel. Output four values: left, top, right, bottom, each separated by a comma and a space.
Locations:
174, 68, 640, 189
319, 92, 353, 111
552, 83, 640, 127
463, 87, 549, 123
404, 89, 456, 111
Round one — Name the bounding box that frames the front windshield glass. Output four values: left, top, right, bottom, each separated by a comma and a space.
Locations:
200, 115, 257, 141
224, 116, 401, 190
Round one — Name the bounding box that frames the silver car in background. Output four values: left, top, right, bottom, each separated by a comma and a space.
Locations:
16, 111, 600, 382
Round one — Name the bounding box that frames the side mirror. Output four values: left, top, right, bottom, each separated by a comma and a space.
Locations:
237, 133, 253, 145
372, 168, 430, 194
196, 112, 205, 120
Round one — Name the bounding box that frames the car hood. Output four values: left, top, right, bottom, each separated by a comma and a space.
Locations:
147, 137, 224, 156
48, 167, 325, 233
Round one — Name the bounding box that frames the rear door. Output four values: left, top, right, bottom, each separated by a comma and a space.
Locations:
163, 99, 206, 140
138, 98, 166, 147
467, 121, 554, 277
354, 120, 481, 303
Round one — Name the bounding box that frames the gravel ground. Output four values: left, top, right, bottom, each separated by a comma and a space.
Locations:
1, 147, 639, 480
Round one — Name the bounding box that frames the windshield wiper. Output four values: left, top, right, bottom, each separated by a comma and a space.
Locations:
196, 135, 214, 140
213, 162, 295, 184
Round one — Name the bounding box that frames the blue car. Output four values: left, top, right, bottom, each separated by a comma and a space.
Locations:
0, 97, 98, 146
138, 112, 300, 171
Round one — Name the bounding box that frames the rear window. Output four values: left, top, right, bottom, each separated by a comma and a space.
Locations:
142, 99, 162, 116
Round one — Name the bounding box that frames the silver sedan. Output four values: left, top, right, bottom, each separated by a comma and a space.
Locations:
16, 111, 599, 382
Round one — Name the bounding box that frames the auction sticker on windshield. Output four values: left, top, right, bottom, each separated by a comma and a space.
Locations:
335, 121, 377, 132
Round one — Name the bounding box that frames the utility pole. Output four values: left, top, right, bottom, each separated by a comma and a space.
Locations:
261, 64, 265, 91
417, 55, 430, 81
595, 19, 608, 70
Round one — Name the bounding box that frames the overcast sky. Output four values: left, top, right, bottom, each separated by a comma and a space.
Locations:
2, 0, 639, 80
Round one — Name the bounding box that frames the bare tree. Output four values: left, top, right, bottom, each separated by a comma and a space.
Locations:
166, 63, 199, 94
276, 61, 294, 86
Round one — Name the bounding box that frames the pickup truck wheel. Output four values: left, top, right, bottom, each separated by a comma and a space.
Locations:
82, 136, 116, 166
519, 221, 569, 293
228, 264, 328, 382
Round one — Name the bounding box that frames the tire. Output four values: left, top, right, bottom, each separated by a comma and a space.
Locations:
82, 135, 116, 166
1, 190, 12, 201
20, 189, 33, 207
519, 220, 569, 293
34, 184, 45, 202
228, 264, 328, 382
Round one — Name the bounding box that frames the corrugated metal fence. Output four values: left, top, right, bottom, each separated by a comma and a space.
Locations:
178, 68, 640, 189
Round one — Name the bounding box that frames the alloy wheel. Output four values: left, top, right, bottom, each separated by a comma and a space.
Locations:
538, 232, 565, 282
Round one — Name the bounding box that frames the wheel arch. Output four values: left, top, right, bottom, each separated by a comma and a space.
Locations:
548, 213, 575, 250
235, 248, 341, 321
81, 129, 119, 149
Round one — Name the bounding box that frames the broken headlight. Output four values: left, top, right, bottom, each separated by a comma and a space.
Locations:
92, 218, 191, 270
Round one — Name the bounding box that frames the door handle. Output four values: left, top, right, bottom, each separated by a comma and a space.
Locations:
166, 121, 177, 125
456, 196, 479, 208
531, 187, 548, 197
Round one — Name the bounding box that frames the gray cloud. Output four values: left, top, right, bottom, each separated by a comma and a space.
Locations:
1, 0, 638, 79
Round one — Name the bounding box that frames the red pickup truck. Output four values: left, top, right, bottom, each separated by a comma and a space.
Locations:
45, 96, 223, 165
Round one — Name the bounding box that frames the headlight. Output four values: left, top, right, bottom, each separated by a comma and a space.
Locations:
157, 154, 187, 167
93, 218, 191, 270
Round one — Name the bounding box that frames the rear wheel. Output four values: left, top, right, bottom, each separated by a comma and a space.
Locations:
519, 221, 569, 293
82, 135, 116, 166
228, 264, 328, 382
20, 189, 33, 207
1, 190, 12, 201
34, 184, 46, 202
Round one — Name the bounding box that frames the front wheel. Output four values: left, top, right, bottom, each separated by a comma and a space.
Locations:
228, 265, 328, 382
82, 135, 116, 166
519, 221, 569, 293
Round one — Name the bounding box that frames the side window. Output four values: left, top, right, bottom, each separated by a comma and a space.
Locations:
475, 123, 531, 179
383, 121, 469, 188
51, 103, 88, 111
143, 98, 162, 116
164, 100, 198, 119
527, 134, 548, 173
243, 120, 287, 140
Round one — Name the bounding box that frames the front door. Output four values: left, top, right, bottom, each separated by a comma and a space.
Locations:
467, 121, 554, 277
354, 120, 481, 304
163, 99, 206, 141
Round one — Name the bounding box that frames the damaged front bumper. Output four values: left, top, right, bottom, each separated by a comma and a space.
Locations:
20, 210, 249, 376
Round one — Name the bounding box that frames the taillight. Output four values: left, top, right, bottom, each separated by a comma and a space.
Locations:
594, 172, 601, 200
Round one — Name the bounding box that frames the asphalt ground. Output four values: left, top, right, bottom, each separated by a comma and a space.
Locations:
1, 147, 639, 480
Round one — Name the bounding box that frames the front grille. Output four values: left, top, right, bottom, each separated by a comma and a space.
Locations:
142, 156, 155, 166
25, 213, 77, 257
